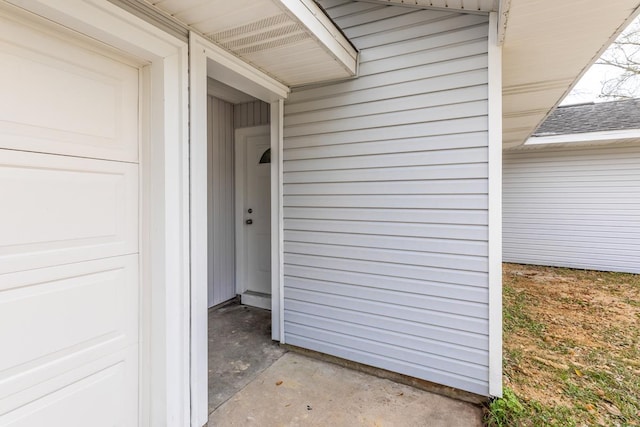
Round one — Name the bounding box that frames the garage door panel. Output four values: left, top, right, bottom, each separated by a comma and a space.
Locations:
1, 6, 141, 425
0, 10, 139, 162
0, 256, 138, 399
0, 150, 138, 274
0, 348, 138, 426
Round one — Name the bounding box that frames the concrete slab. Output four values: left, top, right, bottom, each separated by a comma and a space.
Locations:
209, 352, 483, 427
208, 301, 286, 413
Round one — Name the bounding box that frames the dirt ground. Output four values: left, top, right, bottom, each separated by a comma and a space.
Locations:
502, 263, 640, 426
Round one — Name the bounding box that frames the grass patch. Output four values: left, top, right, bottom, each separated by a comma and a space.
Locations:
485, 387, 579, 427
503, 279, 546, 337
487, 264, 640, 427
485, 388, 525, 426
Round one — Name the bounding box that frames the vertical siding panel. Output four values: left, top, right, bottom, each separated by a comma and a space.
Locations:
247, 101, 254, 126
503, 143, 640, 274
211, 98, 220, 306
216, 99, 224, 304
226, 101, 236, 299
207, 96, 214, 307
241, 103, 248, 127
253, 102, 262, 122
283, 3, 490, 396
261, 102, 269, 125
235, 100, 271, 128
234, 106, 241, 131
208, 96, 237, 307
224, 100, 235, 302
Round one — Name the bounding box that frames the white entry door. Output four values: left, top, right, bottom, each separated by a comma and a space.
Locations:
235, 126, 271, 309
0, 8, 140, 426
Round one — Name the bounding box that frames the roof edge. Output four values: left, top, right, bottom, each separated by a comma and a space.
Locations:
525, 128, 640, 146
276, 0, 358, 76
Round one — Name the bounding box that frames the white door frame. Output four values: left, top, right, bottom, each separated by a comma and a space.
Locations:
4, 0, 191, 425
234, 125, 271, 308
189, 32, 289, 427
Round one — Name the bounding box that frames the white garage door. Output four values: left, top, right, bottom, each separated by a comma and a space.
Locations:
0, 7, 140, 426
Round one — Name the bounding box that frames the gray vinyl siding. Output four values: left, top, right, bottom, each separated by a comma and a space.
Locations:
208, 96, 236, 307
283, 1, 490, 396
503, 143, 640, 274
234, 101, 270, 128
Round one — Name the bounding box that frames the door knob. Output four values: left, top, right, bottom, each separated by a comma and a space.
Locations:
245, 219, 253, 225
247, 208, 253, 213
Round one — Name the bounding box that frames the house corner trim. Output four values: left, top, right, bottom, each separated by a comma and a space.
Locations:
488, 11, 504, 398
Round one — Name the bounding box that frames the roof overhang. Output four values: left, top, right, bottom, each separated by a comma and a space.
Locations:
502, 0, 640, 148
110, 0, 640, 143
139, 0, 358, 87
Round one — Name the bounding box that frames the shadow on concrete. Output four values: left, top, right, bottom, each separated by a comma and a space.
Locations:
208, 300, 286, 414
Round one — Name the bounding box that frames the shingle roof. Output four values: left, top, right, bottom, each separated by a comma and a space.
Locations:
534, 99, 640, 136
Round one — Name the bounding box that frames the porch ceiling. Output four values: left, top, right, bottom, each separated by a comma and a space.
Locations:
144, 0, 358, 87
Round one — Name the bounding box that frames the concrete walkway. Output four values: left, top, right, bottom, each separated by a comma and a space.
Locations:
209, 352, 483, 427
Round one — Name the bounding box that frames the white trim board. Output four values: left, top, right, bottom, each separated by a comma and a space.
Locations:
189, 32, 209, 427
189, 31, 288, 427
207, 77, 258, 104
487, 11, 503, 399
497, 0, 511, 45
4, 0, 191, 425
271, 99, 286, 344
276, 0, 358, 75
192, 32, 288, 103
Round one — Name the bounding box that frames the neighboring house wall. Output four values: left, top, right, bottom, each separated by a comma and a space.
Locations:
503, 143, 640, 274
282, 2, 491, 395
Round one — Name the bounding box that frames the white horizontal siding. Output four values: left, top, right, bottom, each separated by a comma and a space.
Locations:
283, 1, 490, 396
284, 207, 488, 224
503, 143, 640, 274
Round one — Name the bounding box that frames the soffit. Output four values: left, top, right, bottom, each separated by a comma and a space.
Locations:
144, 0, 358, 86
502, 0, 640, 148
